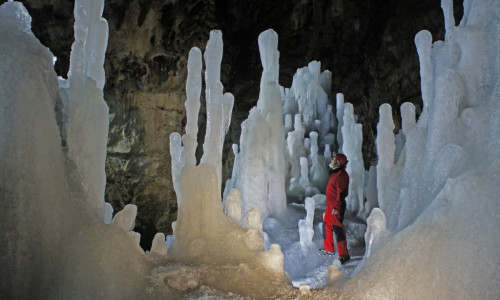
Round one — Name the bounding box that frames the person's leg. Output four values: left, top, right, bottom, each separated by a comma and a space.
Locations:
331, 213, 348, 257
323, 213, 335, 253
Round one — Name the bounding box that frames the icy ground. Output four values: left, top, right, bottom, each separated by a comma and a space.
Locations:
266, 202, 366, 289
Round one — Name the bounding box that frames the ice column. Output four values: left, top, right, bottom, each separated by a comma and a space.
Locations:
341, 103, 365, 217
299, 157, 310, 190
170, 31, 272, 264
336, 93, 345, 152
233, 29, 287, 222
308, 131, 328, 193
376, 104, 396, 213
183, 48, 203, 167
222, 144, 240, 204
364, 208, 389, 258
287, 114, 306, 183
400, 102, 416, 136
298, 197, 315, 253
58, 0, 109, 220
319, 105, 333, 148
170, 48, 203, 205
415, 30, 433, 125
225, 188, 242, 224
281, 61, 335, 201
364, 166, 378, 217
200, 31, 235, 189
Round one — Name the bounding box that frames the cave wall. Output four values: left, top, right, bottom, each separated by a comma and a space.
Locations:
7, 0, 462, 249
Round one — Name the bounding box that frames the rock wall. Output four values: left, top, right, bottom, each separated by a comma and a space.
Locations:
8, 0, 462, 249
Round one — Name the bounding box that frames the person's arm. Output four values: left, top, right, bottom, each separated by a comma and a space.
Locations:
332, 173, 348, 214
331, 179, 342, 214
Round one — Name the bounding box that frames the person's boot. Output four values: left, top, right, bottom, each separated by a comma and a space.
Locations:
318, 249, 335, 256
338, 254, 350, 264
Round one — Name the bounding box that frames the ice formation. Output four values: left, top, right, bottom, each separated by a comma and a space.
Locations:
225, 30, 287, 222
339, 0, 500, 298
150, 233, 168, 256
224, 188, 243, 224
112, 203, 137, 231
221, 28, 370, 288
58, 0, 110, 220
199, 30, 234, 189
341, 103, 365, 217
168, 30, 287, 283
280, 62, 336, 202
0, 1, 148, 298
104, 201, 114, 224
1, 0, 499, 298
298, 197, 315, 253
376, 104, 397, 218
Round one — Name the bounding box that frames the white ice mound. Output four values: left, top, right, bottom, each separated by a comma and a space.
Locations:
112, 204, 137, 231
364, 208, 389, 258
225, 188, 243, 224
151, 233, 168, 256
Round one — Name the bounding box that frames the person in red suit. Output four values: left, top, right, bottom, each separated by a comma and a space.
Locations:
319, 153, 350, 264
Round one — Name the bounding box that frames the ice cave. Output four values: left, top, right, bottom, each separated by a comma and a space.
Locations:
0, 0, 499, 299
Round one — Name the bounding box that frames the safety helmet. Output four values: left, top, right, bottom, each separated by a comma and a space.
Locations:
334, 153, 348, 166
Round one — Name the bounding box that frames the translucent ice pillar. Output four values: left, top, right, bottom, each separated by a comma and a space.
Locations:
233, 30, 287, 222
376, 104, 396, 214
57, 0, 109, 220
200, 31, 235, 189
298, 197, 315, 253
341, 103, 364, 216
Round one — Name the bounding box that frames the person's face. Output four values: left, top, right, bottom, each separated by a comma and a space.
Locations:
330, 156, 340, 169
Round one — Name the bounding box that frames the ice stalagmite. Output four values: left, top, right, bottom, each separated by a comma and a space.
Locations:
200, 31, 234, 189
400, 102, 416, 136
170, 47, 203, 204
233, 29, 287, 222
308, 131, 328, 194
281, 60, 334, 202
335, 93, 345, 152
184, 47, 202, 167
170, 32, 234, 251
341, 103, 364, 216
298, 197, 315, 253
0, 2, 148, 298
169, 32, 286, 284
375, 104, 396, 214
58, 0, 109, 219
341, 1, 500, 298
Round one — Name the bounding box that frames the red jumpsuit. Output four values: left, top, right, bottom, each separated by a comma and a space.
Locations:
323, 167, 349, 256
